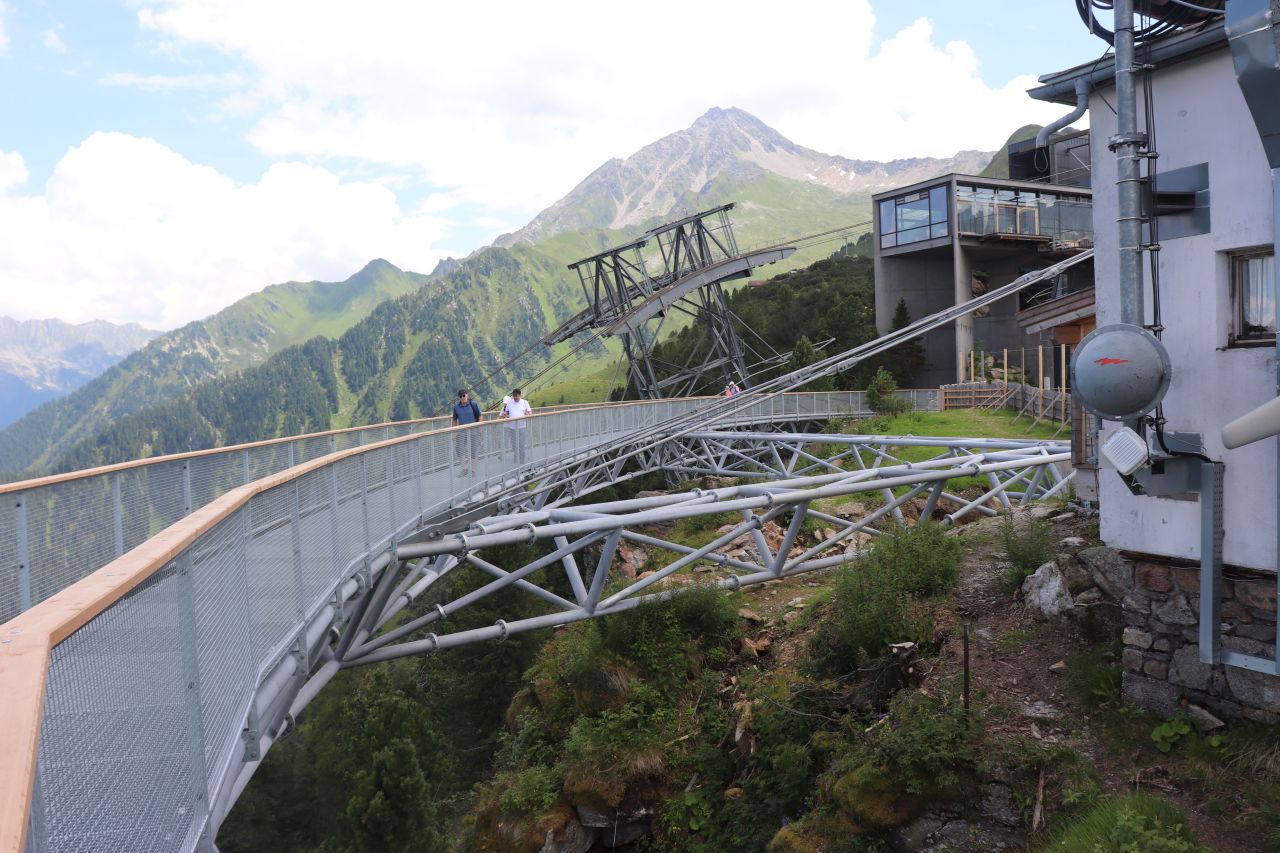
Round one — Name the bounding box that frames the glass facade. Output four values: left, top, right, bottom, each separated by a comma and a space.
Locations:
878, 184, 949, 248
954, 183, 1092, 245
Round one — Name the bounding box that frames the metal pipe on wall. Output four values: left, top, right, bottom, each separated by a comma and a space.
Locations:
1113, 0, 1147, 327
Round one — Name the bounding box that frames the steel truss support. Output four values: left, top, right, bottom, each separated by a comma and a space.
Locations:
329, 433, 1070, 667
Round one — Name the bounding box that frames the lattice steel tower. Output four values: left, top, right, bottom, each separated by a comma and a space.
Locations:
544, 204, 795, 398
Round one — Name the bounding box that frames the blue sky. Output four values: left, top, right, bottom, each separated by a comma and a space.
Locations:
0, 1, 1108, 328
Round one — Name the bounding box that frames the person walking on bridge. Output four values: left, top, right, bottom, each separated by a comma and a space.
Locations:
451, 389, 483, 475
499, 388, 533, 466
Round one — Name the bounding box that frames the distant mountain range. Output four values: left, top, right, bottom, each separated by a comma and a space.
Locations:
0, 317, 160, 429
0, 107, 1005, 479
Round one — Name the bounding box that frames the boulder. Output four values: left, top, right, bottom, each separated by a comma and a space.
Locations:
833, 763, 924, 831
1154, 593, 1198, 627
979, 783, 1021, 828
1185, 704, 1226, 732
599, 818, 651, 848
1078, 546, 1132, 600
1021, 562, 1073, 617
1059, 559, 1094, 594
1074, 587, 1104, 606
1122, 671, 1179, 717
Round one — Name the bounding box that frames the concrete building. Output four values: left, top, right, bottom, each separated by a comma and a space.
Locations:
872, 164, 1094, 388
1030, 19, 1276, 573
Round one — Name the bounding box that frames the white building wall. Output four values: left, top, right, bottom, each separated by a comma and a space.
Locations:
1089, 49, 1277, 570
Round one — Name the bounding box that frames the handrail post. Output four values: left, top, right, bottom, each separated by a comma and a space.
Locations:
182, 461, 193, 516
175, 552, 213, 847
111, 474, 124, 558
15, 493, 30, 612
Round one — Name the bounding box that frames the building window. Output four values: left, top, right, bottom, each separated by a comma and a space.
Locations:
1231, 250, 1275, 345
878, 184, 949, 248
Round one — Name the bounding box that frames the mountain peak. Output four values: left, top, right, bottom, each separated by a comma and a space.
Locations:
497, 109, 993, 247
356, 258, 402, 277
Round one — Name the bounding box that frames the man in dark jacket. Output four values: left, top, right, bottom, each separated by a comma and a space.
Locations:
451, 389, 482, 475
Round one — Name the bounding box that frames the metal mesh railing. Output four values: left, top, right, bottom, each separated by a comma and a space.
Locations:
0, 392, 937, 626
15, 390, 941, 851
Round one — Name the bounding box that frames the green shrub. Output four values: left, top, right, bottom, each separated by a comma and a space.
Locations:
1000, 514, 1054, 590
1051, 792, 1207, 851
871, 689, 978, 795
809, 523, 961, 673
497, 764, 562, 815
599, 585, 740, 682
866, 367, 910, 416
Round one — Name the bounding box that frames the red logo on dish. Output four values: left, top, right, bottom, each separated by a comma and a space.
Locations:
1094, 357, 1130, 365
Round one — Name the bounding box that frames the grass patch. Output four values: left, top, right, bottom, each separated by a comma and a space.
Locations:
1046, 791, 1207, 851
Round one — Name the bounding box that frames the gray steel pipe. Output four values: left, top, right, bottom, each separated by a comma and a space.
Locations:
1113, 0, 1146, 326
1037, 77, 1090, 149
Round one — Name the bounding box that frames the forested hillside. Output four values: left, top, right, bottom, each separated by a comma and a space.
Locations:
50, 245, 582, 472
48, 249, 925, 474
0, 260, 429, 478
643, 250, 923, 396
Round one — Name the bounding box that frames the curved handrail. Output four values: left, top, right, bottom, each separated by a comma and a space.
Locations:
0, 391, 938, 626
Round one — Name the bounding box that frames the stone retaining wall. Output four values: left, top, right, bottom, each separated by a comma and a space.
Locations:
1111, 551, 1280, 723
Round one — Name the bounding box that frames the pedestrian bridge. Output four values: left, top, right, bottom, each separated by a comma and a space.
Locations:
0, 391, 1073, 852
0, 251, 1089, 852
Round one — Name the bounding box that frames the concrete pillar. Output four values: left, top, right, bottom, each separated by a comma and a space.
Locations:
952, 240, 973, 384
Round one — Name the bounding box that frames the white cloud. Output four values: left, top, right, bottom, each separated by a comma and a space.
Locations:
42, 28, 67, 54
0, 150, 27, 192
0, 133, 449, 328
133, 0, 1069, 213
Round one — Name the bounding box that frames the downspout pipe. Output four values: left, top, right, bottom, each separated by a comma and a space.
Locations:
1112, 0, 1147, 328
1036, 77, 1090, 149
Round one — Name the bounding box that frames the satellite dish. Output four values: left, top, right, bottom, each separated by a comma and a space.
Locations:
1071, 324, 1171, 421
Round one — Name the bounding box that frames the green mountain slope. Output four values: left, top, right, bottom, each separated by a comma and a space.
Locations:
0, 259, 428, 477
50, 245, 584, 471
979, 124, 1044, 179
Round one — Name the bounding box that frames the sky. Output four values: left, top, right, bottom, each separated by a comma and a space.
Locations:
0, 1, 1109, 330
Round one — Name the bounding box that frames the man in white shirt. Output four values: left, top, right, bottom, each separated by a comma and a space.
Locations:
499, 387, 533, 465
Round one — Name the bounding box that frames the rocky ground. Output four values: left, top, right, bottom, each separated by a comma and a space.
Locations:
902, 505, 1259, 851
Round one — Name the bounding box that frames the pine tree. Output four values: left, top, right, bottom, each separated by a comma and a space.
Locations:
884, 298, 926, 387
788, 335, 834, 392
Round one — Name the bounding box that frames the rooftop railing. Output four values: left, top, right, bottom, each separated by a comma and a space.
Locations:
954, 185, 1093, 249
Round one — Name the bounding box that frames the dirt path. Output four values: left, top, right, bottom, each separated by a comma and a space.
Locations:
940, 510, 1261, 852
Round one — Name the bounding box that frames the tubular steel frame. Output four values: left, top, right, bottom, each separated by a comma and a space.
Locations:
553, 204, 796, 398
